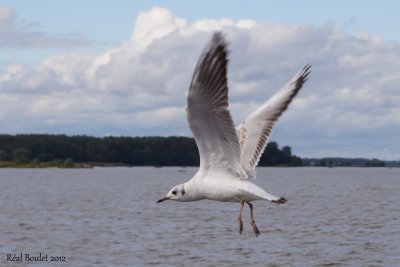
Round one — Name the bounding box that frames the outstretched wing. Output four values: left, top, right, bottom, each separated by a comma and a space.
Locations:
187, 32, 245, 178
237, 64, 311, 178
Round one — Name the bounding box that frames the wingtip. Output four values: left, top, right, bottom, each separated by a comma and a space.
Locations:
303, 63, 312, 74
207, 31, 229, 55
198, 31, 229, 62
300, 64, 312, 82
190, 31, 230, 87
211, 31, 227, 45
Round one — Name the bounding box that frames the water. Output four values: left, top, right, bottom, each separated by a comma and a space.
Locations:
0, 167, 399, 266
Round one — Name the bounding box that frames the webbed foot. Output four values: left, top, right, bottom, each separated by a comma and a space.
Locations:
251, 220, 260, 237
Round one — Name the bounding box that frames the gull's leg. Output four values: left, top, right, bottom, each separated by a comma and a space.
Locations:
236, 198, 244, 234
247, 202, 260, 237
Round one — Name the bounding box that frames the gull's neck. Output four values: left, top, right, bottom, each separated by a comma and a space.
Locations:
183, 179, 205, 202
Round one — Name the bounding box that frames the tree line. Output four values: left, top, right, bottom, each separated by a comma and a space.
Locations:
0, 134, 302, 167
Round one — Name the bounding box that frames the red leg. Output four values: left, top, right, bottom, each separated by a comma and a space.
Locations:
247, 202, 260, 237
236, 199, 244, 234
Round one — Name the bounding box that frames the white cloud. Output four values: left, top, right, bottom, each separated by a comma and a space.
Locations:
132, 106, 185, 127
131, 6, 186, 51
0, 6, 88, 48
0, 5, 16, 23
1, 6, 400, 159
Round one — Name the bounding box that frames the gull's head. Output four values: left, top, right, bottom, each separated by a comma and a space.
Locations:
157, 183, 187, 203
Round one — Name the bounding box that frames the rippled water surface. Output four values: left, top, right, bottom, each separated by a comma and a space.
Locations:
1, 167, 399, 266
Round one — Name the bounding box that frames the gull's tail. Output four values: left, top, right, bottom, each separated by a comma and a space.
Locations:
240, 181, 287, 204
272, 197, 287, 204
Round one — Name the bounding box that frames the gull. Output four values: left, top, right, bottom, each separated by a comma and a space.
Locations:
157, 32, 311, 237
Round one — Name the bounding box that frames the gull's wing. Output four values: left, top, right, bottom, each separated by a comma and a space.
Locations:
187, 32, 245, 178
237, 64, 311, 177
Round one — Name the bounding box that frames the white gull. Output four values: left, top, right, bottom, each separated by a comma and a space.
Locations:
157, 32, 311, 237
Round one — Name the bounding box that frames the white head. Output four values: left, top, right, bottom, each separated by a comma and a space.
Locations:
157, 183, 188, 203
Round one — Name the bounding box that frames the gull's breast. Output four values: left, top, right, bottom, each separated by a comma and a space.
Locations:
199, 173, 260, 202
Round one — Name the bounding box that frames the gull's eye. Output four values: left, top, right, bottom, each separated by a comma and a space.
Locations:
172, 190, 177, 195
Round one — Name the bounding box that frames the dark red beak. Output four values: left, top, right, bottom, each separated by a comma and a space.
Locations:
156, 196, 171, 203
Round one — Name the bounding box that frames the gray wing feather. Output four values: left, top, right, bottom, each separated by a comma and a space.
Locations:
237, 64, 311, 177
187, 32, 245, 178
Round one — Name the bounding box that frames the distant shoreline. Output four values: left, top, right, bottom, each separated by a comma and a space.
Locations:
0, 161, 93, 169
0, 161, 394, 169
0, 134, 398, 168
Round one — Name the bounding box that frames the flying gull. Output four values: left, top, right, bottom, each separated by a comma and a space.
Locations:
157, 32, 311, 237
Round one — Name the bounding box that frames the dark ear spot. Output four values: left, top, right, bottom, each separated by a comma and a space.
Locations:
182, 189, 186, 195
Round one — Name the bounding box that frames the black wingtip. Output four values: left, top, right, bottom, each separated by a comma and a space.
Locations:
212, 31, 225, 43
304, 63, 312, 72
302, 64, 312, 81
212, 31, 228, 44
208, 31, 229, 55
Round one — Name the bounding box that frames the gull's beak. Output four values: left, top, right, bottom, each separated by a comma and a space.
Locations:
157, 196, 171, 203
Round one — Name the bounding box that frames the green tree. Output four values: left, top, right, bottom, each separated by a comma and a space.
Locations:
0, 149, 8, 161
11, 148, 31, 163
38, 153, 54, 162
62, 158, 75, 168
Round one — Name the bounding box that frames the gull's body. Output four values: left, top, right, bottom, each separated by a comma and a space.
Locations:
181, 169, 278, 202
157, 32, 311, 236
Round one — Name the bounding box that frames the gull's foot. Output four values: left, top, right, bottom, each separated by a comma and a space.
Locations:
237, 217, 243, 234
272, 197, 287, 205
251, 220, 260, 237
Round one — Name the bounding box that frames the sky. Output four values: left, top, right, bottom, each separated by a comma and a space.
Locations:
0, 1, 399, 160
